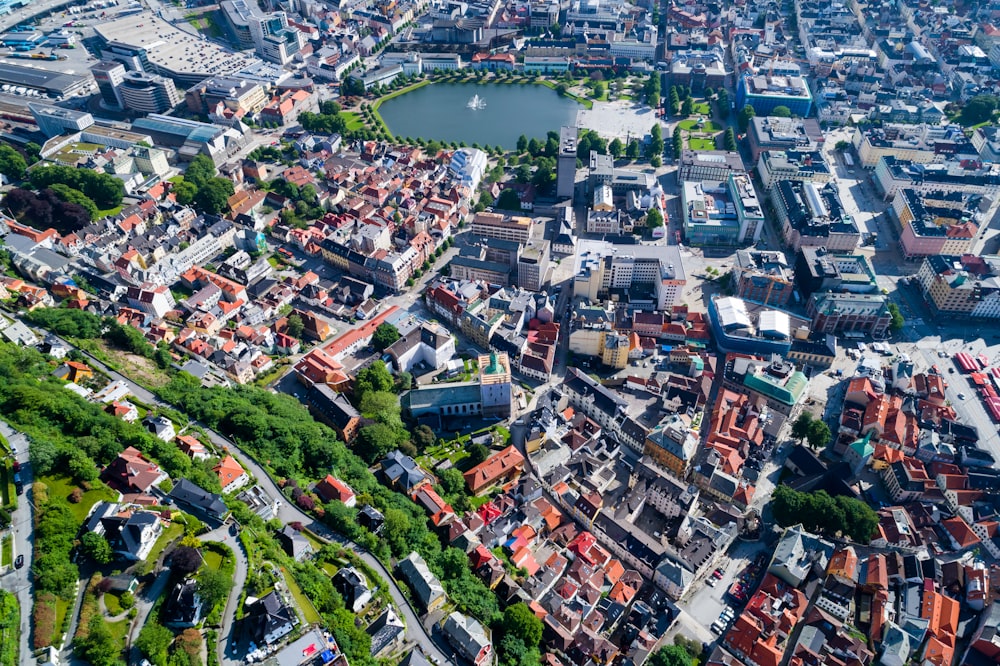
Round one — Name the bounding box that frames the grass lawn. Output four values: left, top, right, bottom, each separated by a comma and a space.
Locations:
282, 567, 322, 624
1, 534, 11, 568
341, 112, 365, 132
40, 475, 117, 523
693, 102, 710, 114
688, 137, 717, 150
202, 549, 224, 571
1, 461, 12, 507
678, 119, 721, 132
53, 598, 69, 647
146, 522, 185, 567
96, 205, 123, 219
301, 530, 327, 553
103, 591, 123, 616
106, 618, 130, 650
469, 495, 492, 509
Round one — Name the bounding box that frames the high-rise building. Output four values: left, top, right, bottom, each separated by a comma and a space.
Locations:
90, 61, 126, 109
118, 71, 181, 113
557, 125, 577, 199
221, 0, 301, 65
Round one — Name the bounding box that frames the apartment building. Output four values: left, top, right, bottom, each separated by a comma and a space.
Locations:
772, 180, 860, 253
756, 149, 833, 191
873, 156, 1000, 201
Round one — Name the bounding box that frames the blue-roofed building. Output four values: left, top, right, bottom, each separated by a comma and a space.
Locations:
736, 70, 813, 117
131, 113, 248, 165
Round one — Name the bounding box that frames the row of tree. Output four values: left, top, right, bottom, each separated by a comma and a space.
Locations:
772, 485, 880, 542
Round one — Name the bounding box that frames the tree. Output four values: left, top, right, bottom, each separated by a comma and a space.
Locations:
195, 178, 235, 214
170, 546, 203, 575
515, 163, 532, 184
791, 412, 813, 443
717, 88, 729, 112
413, 424, 436, 450
681, 97, 694, 116
651, 155, 662, 167
77, 616, 121, 666
835, 140, 851, 150
173, 180, 197, 206
371, 323, 401, 352
648, 123, 664, 158
646, 208, 664, 229
0, 144, 26, 180
502, 603, 543, 647
592, 80, 606, 99
356, 423, 403, 463
672, 126, 683, 160
197, 567, 233, 610
738, 104, 756, 132
527, 138, 543, 157
285, 314, 305, 340
80, 532, 113, 564
724, 127, 738, 151
806, 420, 831, 450
960, 94, 998, 125
772, 486, 879, 542
438, 467, 466, 497
771, 105, 792, 118
136, 623, 173, 664
496, 188, 522, 211
649, 645, 693, 666
395, 371, 413, 392
468, 442, 490, 465
609, 138, 624, 158
626, 140, 640, 159
184, 155, 216, 189
887, 302, 904, 331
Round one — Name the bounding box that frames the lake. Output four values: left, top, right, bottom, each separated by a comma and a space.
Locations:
377, 81, 582, 149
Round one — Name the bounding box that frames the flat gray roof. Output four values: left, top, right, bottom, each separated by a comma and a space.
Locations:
0, 63, 89, 95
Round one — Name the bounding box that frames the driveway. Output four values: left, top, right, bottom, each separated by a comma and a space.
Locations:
0, 420, 34, 666
200, 523, 250, 666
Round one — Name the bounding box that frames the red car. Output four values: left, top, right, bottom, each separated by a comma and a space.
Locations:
712, 569, 724, 579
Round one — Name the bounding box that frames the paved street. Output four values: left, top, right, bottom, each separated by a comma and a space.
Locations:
0, 421, 33, 666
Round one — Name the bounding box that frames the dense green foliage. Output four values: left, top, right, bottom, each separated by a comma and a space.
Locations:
371, 323, 401, 352
75, 615, 120, 666
887, 302, 904, 331
646, 208, 663, 229
171, 155, 235, 215
28, 165, 124, 209
772, 486, 879, 542
0, 145, 26, 180
648, 645, 692, 666
80, 532, 113, 564
0, 589, 19, 666
738, 104, 756, 132
960, 94, 998, 125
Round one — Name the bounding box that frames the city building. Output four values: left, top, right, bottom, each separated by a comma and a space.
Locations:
722, 354, 808, 416
449, 147, 488, 191
0, 62, 91, 97
732, 250, 795, 307
118, 70, 181, 113
588, 151, 655, 195
670, 48, 729, 92
677, 150, 745, 183
470, 211, 534, 244
557, 125, 577, 199
644, 414, 700, 477
852, 124, 975, 168
891, 189, 983, 260
772, 180, 860, 252
794, 247, 878, 297
682, 173, 764, 246
708, 295, 797, 356
756, 149, 833, 191
873, 156, 1000, 202
807, 292, 892, 338
185, 76, 268, 116
131, 113, 248, 166
442, 613, 492, 666
28, 102, 94, 138
747, 116, 824, 161
913, 254, 1000, 320
572, 239, 686, 310
91, 60, 126, 109
736, 71, 813, 116
516, 239, 550, 291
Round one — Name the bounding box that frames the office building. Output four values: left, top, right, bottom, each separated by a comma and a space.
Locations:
557, 125, 577, 199
185, 76, 268, 116
872, 156, 1000, 202
807, 292, 892, 338
772, 180, 860, 252
28, 102, 94, 138
682, 173, 763, 246
118, 71, 181, 113
573, 239, 685, 310
516, 239, 550, 291
794, 247, 878, 297
471, 212, 534, 244
747, 116, 824, 161
677, 150, 745, 183
732, 250, 795, 307
756, 149, 833, 191
588, 151, 655, 195
0, 63, 91, 97
736, 71, 813, 117
91, 61, 126, 109
852, 124, 975, 168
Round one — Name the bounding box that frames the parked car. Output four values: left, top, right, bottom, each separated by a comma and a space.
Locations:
713, 569, 724, 579
14, 554, 24, 569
